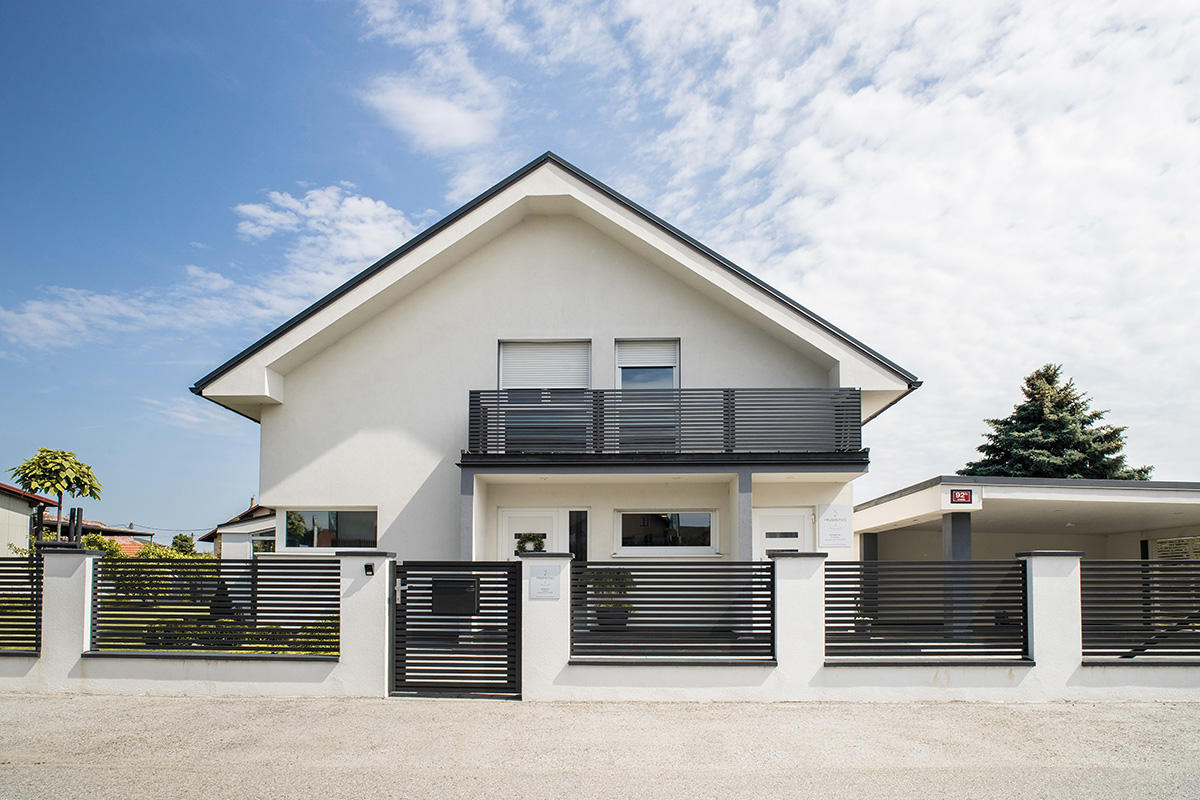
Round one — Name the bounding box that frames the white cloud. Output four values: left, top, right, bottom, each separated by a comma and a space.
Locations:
364, 75, 502, 152
0, 185, 420, 351
353, 0, 1200, 492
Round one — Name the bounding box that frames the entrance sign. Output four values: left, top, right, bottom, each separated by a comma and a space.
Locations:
818, 505, 853, 548
530, 564, 561, 599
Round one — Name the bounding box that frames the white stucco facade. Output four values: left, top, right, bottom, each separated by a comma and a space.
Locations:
0, 485, 51, 555
198, 155, 918, 563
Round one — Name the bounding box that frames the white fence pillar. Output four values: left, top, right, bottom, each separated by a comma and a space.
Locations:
36, 546, 102, 692
772, 552, 826, 693
220, 532, 253, 560
335, 551, 395, 697
1019, 550, 1083, 695
519, 553, 572, 700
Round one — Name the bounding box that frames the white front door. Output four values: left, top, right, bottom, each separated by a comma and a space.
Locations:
498, 509, 567, 560
752, 508, 815, 560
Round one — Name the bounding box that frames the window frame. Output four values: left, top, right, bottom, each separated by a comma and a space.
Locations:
615, 339, 680, 390
612, 509, 719, 557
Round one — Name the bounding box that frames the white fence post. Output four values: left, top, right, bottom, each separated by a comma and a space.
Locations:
335, 551, 395, 697
519, 552, 572, 700
36, 546, 103, 692
1019, 550, 1083, 697
771, 552, 827, 693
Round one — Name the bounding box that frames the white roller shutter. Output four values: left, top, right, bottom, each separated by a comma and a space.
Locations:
499, 341, 591, 389
616, 339, 679, 367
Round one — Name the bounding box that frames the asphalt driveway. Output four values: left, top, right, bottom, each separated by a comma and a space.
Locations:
1, 694, 1197, 799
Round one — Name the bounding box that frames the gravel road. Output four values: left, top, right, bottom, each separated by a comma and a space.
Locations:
1, 694, 1197, 799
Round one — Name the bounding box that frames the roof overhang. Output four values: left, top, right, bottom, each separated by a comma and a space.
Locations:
192, 153, 918, 423
855, 476, 1200, 537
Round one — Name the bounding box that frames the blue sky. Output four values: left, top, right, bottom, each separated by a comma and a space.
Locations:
2, 1, 1198, 542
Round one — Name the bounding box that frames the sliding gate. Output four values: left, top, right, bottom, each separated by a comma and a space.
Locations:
392, 562, 521, 699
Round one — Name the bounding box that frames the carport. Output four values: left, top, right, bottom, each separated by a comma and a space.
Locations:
854, 476, 1200, 561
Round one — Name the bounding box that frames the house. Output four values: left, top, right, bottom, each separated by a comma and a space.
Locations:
192, 153, 920, 563
0, 481, 56, 554
854, 475, 1200, 560
41, 514, 155, 555
199, 502, 276, 556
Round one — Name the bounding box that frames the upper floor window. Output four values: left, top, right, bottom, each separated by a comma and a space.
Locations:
499, 341, 591, 389
616, 339, 679, 390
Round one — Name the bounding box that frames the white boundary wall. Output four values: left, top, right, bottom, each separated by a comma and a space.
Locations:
520, 552, 1200, 702
0, 549, 392, 697
4, 549, 1199, 700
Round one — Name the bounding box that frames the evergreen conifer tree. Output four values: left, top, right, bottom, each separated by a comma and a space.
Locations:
958, 364, 1152, 480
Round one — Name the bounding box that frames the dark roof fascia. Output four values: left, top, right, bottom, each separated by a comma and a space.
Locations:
0, 482, 58, 507
191, 151, 920, 399
459, 450, 870, 470
855, 475, 1200, 512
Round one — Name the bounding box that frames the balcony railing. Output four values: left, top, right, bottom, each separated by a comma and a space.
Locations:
467, 388, 861, 455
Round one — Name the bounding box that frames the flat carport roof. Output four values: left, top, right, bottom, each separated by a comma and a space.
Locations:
855, 476, 1200, 537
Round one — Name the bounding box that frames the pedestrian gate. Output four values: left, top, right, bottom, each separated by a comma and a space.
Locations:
392, 561, 522, 699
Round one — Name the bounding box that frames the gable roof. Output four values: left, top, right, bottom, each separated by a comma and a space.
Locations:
0, 481, 57, 507
193, 152, 919, 421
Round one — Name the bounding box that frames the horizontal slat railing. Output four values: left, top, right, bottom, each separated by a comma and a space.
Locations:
468, 388, 862, 454
1081, 560, 1200, 662
90, 558, 340, 657
0, 556, 40, 653
570, 561, 775, 661
825, 561, 1029, 661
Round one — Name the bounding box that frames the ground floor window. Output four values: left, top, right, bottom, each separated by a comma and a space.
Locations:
617, 511, 715, 555
285, 510, 377, 549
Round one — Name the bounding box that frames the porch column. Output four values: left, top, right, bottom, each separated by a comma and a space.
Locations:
736, 468, 753, 561
942, 511, 972, 561
459, 469, 474, 561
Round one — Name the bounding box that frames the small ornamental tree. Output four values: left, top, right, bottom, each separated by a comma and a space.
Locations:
9, 449, 103, 538
172, 534, 197, 555
958, 364, 1152, 480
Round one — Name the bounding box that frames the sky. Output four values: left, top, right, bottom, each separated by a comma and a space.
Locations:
1, 0, 1198, 542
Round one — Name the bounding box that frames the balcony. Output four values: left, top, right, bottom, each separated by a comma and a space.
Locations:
465, 388, 862, 459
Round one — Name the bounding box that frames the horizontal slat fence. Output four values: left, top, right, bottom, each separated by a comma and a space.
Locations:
826, 561, 1028, 661
468, 388, 862, 454
570, 562, 775, 661
1081, 560, 1200, 661
0, 556, 40, 653
91, 558, 340, 657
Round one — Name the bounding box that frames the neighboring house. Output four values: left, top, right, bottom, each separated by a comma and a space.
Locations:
855, 475, 1200, 560
192, 153, 920, 562
41, 515, 155, 555
0, 481, 57, 555
199, 502, 276, 555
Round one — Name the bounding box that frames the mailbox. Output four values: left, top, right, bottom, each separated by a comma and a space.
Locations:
431, 578, 479, 616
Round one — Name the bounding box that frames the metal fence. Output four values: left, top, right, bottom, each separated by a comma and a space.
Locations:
0, 556, 40, 653
570, 561, 775, 662
1081, 560, 1200, 662
90, 558, 340, 657
468, 388, 862, 454
825, 561, 1029, 661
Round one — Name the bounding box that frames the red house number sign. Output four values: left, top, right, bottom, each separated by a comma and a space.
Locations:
950, 489, 973, 504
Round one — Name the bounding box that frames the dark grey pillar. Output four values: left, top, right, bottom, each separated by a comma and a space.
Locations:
942, 512, 972, 561
861, 531, 879, 561
460, 470, 474, 561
